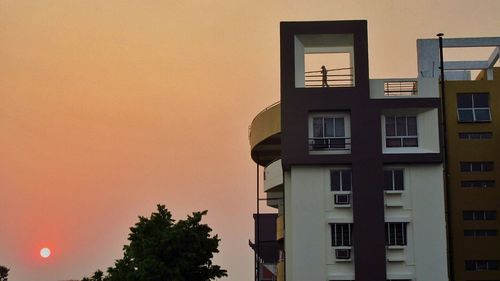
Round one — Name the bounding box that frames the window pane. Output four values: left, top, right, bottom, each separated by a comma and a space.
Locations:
458, 109, 474, 122
324, 118, 334, 137
470, 162, 482, 172
465, 260, 475, 271
463, 211, 473, 220
483, 162, 494, 171
396, 116, 407, 136
313, 118, 323, 137
488, 260, 499, 270
460, 162, 469, 172
385, 116, 395, 136
383, 171, 393, 190
464, 230, 474, 236
485, 211, 496, 220
386, 138, 401, 147
474, 93, 489, 107
341, 170, 352, 191
457, 94, 473, 108
331, 171, 341, 191
407, 116, 417, 135
393, 170, 404, 190
474, 109, 491, 121
403, 137, 418, 147
335, 118, 345, 137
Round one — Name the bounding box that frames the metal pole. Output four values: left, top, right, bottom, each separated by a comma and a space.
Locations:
256, 162, 260, 281
437, 32, 454, 281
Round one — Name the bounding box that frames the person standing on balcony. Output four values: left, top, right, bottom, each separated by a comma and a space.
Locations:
321, 65, 329, 87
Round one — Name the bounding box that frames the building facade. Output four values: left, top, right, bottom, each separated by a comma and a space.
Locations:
249, 20, 499, 281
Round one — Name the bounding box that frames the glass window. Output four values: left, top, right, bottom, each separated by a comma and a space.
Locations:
310, 116, 349, 151
331, 223, 352, 246
457, 93, 492, 122
384, 169, 404, 191
385, 222, 408, 246
385, 116, 418, 147
331, 170, 352, 191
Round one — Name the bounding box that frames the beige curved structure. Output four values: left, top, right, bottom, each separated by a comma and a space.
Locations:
249, 102, 281, 166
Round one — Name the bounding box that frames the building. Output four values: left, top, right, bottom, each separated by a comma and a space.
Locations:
248, 20, 500, 281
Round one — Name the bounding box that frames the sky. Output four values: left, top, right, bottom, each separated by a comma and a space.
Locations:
1, 1, 500, 280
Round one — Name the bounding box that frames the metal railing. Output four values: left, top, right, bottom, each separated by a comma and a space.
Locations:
308, 137, 351, 151
384, 80, 418, 96
304, 67, 354, 88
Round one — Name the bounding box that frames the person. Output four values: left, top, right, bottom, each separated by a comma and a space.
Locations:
321, 65, 328, 87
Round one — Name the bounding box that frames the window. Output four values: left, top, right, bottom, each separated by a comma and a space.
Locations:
465, 260, 499, 271
461, 180, 495, 188
464, 229, 498, 237
331, 170, 352, 191
309, 113, 351, 152
331, 223, 352, 246
463, 210, 497, 221
459, 132, 493, 139
460, 162, 494, 172
385, 116, 418, 147
384, 169, 404, 191
457, 93, 491, 122
385, 222, 408, 246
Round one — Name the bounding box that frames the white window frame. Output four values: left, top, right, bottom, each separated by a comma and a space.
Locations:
457, 93, 492, 123
331, 223, 352, 247
384, 169, 404, 192
460, 161, 494, 172
309, 112, 351, 154
385, 222, 408, 246
384, 115, 418, 148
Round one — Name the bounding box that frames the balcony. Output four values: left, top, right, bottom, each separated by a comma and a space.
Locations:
369, 78, 439, 99
249, 102, 281, 166
264, 159, 283, 192
308, 137, 351, 153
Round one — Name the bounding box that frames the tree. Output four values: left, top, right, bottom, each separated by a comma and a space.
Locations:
82, 205, 227, 281
0, 265, 9, 281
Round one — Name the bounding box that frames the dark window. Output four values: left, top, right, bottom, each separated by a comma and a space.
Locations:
331, 170, 352, 191
465, 260, 499, 271
384, 169, 404, 191
385, 116, 418, 147
459, 132, 493, 139
331, 223, 352, 246
385, 222, 407, 246
464, 229, 498, 237
460, 162, 494, 172
311, 117, 348, 150
461, 180, 495, 188
463, 210, 497, 221
457, 93, 492, 122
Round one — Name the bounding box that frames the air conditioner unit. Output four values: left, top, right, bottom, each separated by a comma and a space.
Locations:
334, 194, 351, 205
335, 248, 352, 260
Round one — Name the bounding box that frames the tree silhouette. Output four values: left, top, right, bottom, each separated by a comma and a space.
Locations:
82, 205, 227, 281
0, 265, 9, 281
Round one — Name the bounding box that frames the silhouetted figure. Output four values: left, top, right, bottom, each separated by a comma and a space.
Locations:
321, 65, 328, 87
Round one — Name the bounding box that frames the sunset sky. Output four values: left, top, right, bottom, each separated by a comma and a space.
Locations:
1, 1, 500, 280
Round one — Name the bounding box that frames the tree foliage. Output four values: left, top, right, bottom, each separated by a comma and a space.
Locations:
82, 205, 227, 281
0, 265, 9, 281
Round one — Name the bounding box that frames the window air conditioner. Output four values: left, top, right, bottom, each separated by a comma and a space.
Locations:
335, 248, 352, 260
334, 194, 351, 205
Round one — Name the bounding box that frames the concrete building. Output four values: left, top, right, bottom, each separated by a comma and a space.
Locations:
249, 20, 499, 281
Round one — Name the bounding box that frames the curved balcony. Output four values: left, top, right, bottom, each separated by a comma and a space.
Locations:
249, 102, 282, 166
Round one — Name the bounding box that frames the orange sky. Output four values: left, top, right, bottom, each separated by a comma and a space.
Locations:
1, 1, 500, 280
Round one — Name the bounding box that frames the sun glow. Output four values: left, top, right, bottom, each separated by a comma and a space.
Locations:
40, 247, 51, 258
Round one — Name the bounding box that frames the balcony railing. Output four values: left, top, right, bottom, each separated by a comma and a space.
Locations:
304, 67, 354, 88
308, 137, 351, 151
384, 80, 417, 96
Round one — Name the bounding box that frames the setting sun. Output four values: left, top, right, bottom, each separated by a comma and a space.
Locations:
40, 248, 51, 259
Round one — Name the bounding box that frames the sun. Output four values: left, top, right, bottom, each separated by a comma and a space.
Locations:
40, 247, 51, 258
